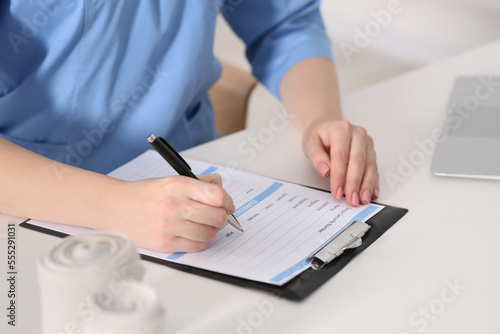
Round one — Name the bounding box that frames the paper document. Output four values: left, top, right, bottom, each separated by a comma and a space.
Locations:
28, 150, 383, 286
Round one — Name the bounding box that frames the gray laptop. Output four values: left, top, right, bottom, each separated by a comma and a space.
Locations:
430, 76, 500, 180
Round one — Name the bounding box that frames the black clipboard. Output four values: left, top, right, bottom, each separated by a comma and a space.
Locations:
20, 202, 407, 301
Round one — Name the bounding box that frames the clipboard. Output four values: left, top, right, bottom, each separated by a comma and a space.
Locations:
20, 201, 407, 301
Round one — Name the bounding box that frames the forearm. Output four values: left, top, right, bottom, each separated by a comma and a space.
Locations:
0, 138, 123, 229
279, 57, 343, 130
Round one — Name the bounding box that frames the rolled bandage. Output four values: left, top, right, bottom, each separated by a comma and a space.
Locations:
83, 280, 165, 334
38, 231, 145, 334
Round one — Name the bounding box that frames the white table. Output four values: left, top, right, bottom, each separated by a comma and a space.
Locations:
2, 39, 500, 334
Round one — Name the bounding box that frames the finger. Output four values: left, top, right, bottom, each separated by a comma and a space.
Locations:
303, 133, 331, 178
344, 127, 368, 207
198, 173, 223, 187
197, 175, 235, 213
145, 233, 207, 253
359, 137, 378, 205
328, 121, 353, 201
168, 237, 208, 253
182, 200, 229, 229
183, 177, 233, 212
174, 219, 220, 243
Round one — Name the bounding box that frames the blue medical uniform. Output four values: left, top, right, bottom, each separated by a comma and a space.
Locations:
0, 0, 332, 173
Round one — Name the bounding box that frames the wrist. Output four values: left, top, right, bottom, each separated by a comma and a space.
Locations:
300, 109, 343, 134
82, 174, 129, 231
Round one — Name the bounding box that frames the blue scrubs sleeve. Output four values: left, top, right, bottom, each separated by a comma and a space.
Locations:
222, 0, 334, 98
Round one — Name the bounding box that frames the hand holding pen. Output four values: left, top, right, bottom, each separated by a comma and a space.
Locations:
108, 134, 241, 254
148, 134, 244, 232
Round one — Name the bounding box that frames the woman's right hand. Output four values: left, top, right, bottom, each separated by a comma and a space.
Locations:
0, 139, 233, 253
108, 174, 235, 253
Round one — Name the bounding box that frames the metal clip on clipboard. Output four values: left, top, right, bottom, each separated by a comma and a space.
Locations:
310, 221, 371, 270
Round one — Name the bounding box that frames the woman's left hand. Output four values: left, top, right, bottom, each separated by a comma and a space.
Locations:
302, 117, 379, 207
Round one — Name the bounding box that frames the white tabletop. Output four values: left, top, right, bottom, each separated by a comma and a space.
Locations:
2, 39, 500, 334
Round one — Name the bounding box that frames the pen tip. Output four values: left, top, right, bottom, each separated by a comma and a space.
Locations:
229, 214, 244, 232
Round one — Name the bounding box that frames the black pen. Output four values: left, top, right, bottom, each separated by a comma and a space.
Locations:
147, 134, 244, 232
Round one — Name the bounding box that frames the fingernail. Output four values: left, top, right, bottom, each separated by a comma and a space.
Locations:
335, 187, 343, 201
318, 163, 330, 177
373, 188, 379, 199
351, 192, 360, 207
361, 190, 371, 205
231, 204, 235, 214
